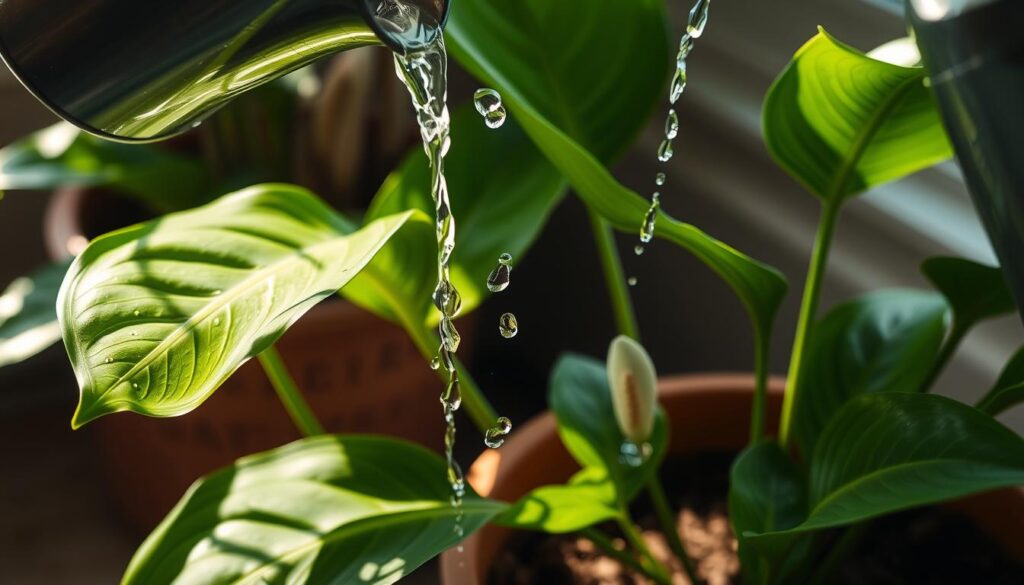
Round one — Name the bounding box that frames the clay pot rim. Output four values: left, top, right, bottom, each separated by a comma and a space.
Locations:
440, 372, 1024, 585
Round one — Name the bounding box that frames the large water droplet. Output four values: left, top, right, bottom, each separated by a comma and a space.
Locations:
670, 64, 688, 104
440, 316, 461, 352
665, 109, 679, 140
641, 194, 661, 243
484, 416, 513, 449
628, 277, 638, 287
474, 88, 506, 129
498, 313, 519, 339
487, 263, 511, 293
687, 0, 711, 38
433, 280, 462, 316
634, 245, 645, 256
655, 172, 666, 186
657, 139, 674, 162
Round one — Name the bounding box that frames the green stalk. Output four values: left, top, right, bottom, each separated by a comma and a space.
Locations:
648, 479, 705, 585
748, 326, 771, 443
588, 210, 641, 341
257, 345, 325, 437
581, 527, 662, 582
918, 322, 967, 393
808, 522, 869, 585
617, 514, 673, 584
779, 201, 841, 448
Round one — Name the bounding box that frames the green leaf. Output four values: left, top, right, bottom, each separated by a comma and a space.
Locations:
750, 393, 1024, 548
447, 0, 786, 346
729, 441, 809, 585
792, 290, 949, 453
922, 256, 1015, 331
343, 106, 564, 328
549, 354, 667, 504
0, 261, 70, 368
496, 467, 621, 534
764, 29, 952, 201
0, 123, 209, 212
123, 435, 505, 585
59, 184, 413, 427
977, 347, 1024, 416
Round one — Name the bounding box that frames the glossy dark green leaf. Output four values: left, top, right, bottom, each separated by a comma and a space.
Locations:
792, 290, 949, 453
750, 393, 1024, 549
447, 0, 786, 349
448, 0, 668, 162
549, 354, 667, 504
0, 261, 70, 368
764, 29, 952, 201
922, 256, 1015, 331
0, 123, 209, 212
977, 346, 1024, 416
60, 184, 414, 427
342, 105, 564, 330
123, 435, 505, 585
729, 441, 809, 585
495, 467, 620, 534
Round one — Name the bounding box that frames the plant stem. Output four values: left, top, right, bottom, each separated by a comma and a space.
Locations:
749, 327, 771, 443
918, 322, 966, 393
808, 522, 870, 585
581, 527, 660, 581
257, 346, 325, 437
588, 210, 641, 341
648, 479, 705, 585
779, 201, 841, 448
617, 514, 673, 584
403, 316, 498, 434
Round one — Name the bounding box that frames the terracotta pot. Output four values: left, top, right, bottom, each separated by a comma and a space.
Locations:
45, 186, 466, 531
441, 374, 1024, 584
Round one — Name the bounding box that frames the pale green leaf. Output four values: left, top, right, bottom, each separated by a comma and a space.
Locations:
496, 467, 621, 534
0, 261, 69, 368
59, 184, 414, 427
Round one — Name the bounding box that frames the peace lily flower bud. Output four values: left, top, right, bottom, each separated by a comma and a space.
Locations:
607, 335, 658, 443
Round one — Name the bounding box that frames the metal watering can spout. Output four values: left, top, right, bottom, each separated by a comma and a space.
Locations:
0, 0, 450, 142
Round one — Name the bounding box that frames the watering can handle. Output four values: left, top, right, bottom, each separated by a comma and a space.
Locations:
0, 0, 449, 143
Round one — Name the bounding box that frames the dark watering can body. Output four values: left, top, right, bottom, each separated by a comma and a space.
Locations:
908, 0, 1024, 320
0, 0, 447, 142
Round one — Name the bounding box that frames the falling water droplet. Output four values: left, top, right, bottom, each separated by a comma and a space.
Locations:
484, 106, 507, 129
440, 316, 461, 352
665, 109, 679, 140
678, 34, 695, 64
687, 0, 711, 38
484, 416, 513, 448
634, 245, 645, 256
657, 139, 674, 162
498, 252, 513, 265
487, 263, 511, 293
430, 356, 441, 371
670, 64, 688, 104
641, 195, 661, 244
655, 172, 666, 186
474, 88, 506, 129
433, 280, 463, 316
498, 313, 519, 339
628, 277, 638, 287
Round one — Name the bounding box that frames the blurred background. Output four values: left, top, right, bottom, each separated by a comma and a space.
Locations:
1, 0, 1021, 583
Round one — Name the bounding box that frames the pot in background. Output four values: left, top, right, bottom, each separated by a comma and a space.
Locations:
45, 186, 464, 531
441, 374, 1024, 584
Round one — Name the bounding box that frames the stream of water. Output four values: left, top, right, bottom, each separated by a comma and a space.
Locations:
635, 0, 712, 262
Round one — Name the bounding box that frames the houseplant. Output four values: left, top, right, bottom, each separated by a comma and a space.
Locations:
6, 0, 1022, 583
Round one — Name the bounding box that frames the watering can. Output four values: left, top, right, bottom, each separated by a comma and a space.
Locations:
908, 0, 1024, 321
0, 0, 449, 142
